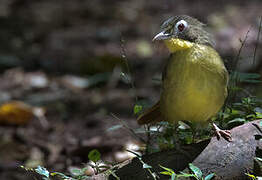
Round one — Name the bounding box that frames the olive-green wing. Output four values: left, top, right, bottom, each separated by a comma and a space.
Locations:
137, 101, 163, 125
137, 56, 171, 125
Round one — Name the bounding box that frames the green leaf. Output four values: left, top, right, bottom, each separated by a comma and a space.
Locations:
189, 163, 202, 179
230, 109, 242, 115
159, 165, 175, 174
179, 172, 195, 177
228, 118, 246, 124
234, 72, 261, 83
134, 127, 148, 134
149, 126, 159, 132
51, 172, 72, 179
69, 167, 84, 176
107, 124, 123, 132
35, 166, 49, 178
260, 120, 262, 127
158, 121, 169, 126
245, 173, 256, 180
204, 173, 215, 180
143, 163, 152, 169
246, 114, 256, 119
229, 86, 243, 92
177, 172, 195, 178
256, 157, 262, 162
134, 104, 143, 115
88, 149, 101, 163
160, 171, 173, 176
248, 80, 262, 83
171, 173, 176, 180
256, 113, 262, 119
178, 121, 190, 130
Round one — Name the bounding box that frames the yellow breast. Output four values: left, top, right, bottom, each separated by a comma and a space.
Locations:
160, 41, 228, 123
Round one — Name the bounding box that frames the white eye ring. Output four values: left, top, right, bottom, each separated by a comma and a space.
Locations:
175, 20, 188, 32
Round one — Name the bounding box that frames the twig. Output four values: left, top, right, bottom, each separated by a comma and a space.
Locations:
233, 26, 251, 71
110, 113, 146, 143
145, 125, 151, 154
253, 16, 262, 66
228, 27, 252, 103
120, 36, 138, 102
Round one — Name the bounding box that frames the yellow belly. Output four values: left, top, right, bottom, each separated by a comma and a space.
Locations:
160, 44, 228, 123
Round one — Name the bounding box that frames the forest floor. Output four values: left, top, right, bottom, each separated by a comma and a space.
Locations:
0, 0, 261, 179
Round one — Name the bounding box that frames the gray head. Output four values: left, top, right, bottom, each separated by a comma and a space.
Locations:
153, 15, 215, 47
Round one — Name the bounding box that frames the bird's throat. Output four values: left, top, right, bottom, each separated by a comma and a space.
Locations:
164, 38, 194, 53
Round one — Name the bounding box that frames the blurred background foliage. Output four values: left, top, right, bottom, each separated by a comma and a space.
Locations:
0, 0, 261, 179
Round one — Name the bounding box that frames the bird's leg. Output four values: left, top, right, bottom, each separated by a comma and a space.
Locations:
192, 128, 197, 143
172, 123, 180, 148
190, 123, 197, 143
172, 123, 191, 159
212, 123, 232, 142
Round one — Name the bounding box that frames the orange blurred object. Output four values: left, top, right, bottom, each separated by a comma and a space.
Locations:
0, 101, 34, 125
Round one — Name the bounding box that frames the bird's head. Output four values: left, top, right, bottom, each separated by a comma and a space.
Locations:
153, 15, 215, 53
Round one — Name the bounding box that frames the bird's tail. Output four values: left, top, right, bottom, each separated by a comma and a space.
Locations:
137, 101, 163, 125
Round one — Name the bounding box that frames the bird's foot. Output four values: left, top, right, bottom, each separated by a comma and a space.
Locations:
212, 123, 232, 142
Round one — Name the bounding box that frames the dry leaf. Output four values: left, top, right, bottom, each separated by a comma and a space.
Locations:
0, 101, 34, 125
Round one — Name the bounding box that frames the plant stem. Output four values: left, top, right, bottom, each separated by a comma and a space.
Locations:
253, 16, 262, 66
111, 113, 146, 143
120, 36, 138, 102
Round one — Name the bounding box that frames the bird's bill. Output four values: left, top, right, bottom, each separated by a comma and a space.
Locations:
152, 31, 170, 41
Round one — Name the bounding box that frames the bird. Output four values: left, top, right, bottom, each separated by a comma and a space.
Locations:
137, 15, 231, 142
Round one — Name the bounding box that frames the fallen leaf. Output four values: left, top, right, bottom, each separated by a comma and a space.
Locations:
0, 101, 34, 125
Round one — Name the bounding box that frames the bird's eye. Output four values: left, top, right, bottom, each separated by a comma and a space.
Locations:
175, 20, 188, 32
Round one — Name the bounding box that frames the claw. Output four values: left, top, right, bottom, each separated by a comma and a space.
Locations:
212, 123, 232, 142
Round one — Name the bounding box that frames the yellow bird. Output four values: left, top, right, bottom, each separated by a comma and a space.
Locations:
137, 15, 231, 141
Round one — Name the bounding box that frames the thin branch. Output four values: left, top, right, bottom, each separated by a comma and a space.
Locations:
120, 36, 138, 102
110, 113, 146, 143
229, 27, 252, 101
253, 16, 262, 66
233, 26, 251, 71
145, 125, 151, 154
